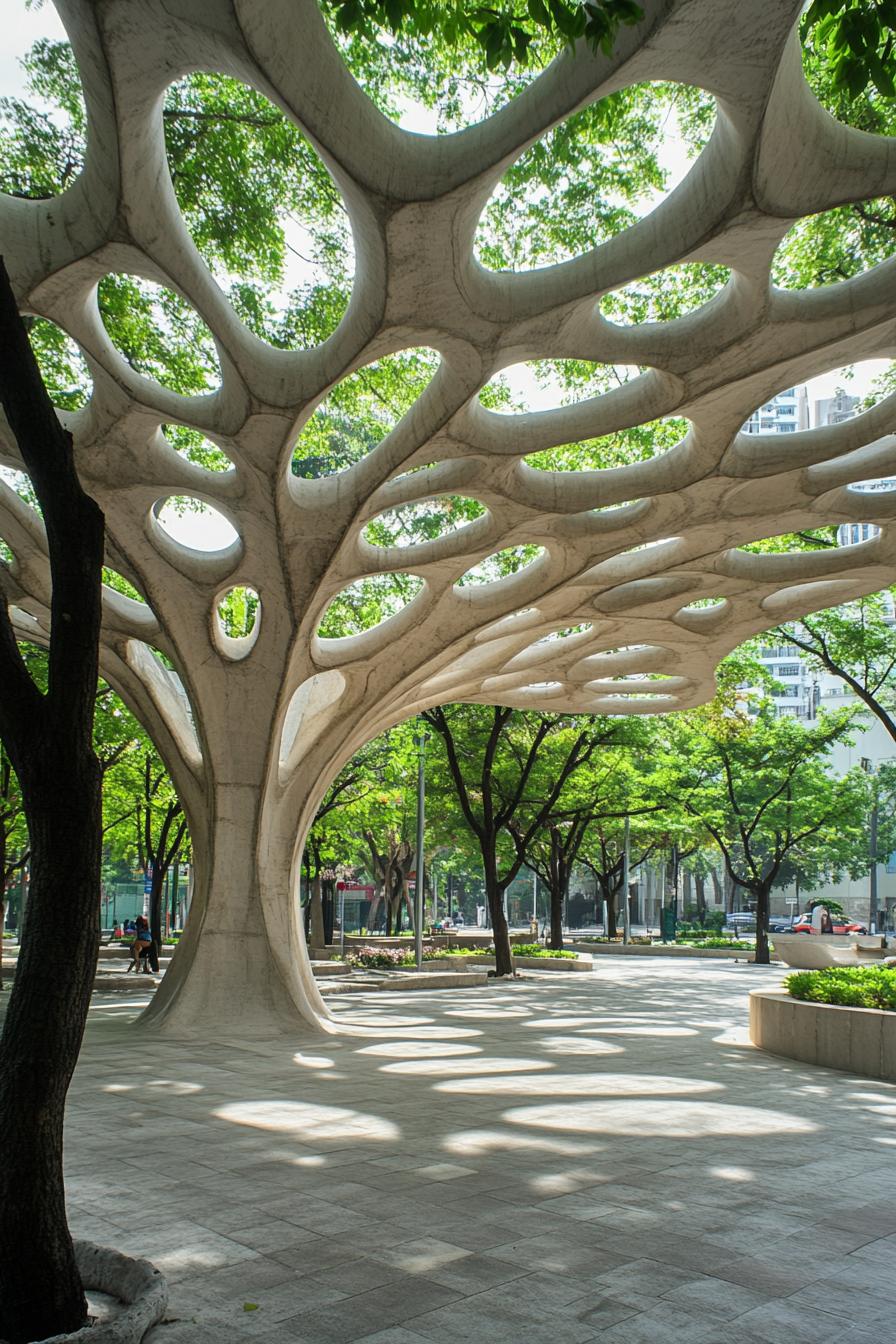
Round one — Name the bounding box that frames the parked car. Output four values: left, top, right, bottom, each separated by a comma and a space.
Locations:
790, 912, 868, 935
723, 912, 756, 933
767, 916, 798, 932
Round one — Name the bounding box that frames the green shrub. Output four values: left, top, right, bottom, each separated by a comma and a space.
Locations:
680, 937, 752, 950
512, 943, 577, 959
786, 966, 896, 1012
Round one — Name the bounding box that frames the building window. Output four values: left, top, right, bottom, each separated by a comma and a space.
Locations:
776, 665, 801, 677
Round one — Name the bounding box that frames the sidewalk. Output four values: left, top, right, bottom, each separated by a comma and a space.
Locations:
54, 957, 896, 1342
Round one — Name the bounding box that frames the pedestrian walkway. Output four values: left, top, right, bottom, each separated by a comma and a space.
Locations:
62, 959, 896, 1342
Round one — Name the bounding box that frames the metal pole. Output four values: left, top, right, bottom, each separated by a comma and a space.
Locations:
414, 730, 427, 969
870, 793, 879, 934
622, 815, 631, 945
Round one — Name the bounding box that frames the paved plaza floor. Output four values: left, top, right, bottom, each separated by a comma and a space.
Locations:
62, 959, 896, 1343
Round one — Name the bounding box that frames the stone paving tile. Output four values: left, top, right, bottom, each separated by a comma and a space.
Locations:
730, 1299, 857, 1344
57, 961, 896, 1344
277, 1277, 462, 1343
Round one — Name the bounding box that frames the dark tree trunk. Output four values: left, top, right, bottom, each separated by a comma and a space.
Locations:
148, 869, 165, 972
753, 882, 772, 965
695, 873, 707, 925
0, 757, 102, 1339
597, 876, 617, 938
484, 851, 513, 974
548, 881, 564, 950
0, 259, 105, 1341
710, 867, 723, 909
546, 829, 565, 950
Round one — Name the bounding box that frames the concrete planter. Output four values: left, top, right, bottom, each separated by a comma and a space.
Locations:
749, 989, 896, 1082
568, 941, 754, 960
514, 954, 593, 972
437, 953, 592, 972
37, 1242, 167, 1343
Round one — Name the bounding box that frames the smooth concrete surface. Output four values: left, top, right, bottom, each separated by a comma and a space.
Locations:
769, 935, 887, 970
3, 0, 896, 1036
51, 958, 896, 1343
750, 988, 896, 1082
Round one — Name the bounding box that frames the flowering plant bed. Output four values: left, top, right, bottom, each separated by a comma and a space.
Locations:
345, 946, 442, 969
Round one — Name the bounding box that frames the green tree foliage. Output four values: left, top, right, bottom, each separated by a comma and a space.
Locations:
774, 597, 896, 745
655, 679, 870, 963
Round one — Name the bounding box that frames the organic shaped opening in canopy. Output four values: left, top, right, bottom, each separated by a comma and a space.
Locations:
214, 585, 260, 659
601, 263, 730, 324
292, 348, 440, 478
772, 202, 896, 289
162, 424, 233, 474
526, 417, 687, 471
0, 538, 13, 566
102, 569, 147, 604
605, 691, 676, 701
0, 36, 87, 199
26, 318, 92, 410
152, 498, 239, 553
534, 624, 593, 642
364, 496, 486, 548
457, 546, 543, 587
317, 574, 424, 637
483, 360, 644, 415
325, 10, 548, 135
217, 585, 260, 639
163, 73, 353, 344
98, 275, 221, 394
0, 468, 41, 516
737, 531, 834, 555
801, 24, 896, 132
679, 596, 727, 610
474, 81, 714, 271
848, 479, 896, 494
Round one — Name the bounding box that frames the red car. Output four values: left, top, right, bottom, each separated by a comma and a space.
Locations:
791, 913, 867, 935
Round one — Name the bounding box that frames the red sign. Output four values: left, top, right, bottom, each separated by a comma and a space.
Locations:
338, 883, 374, 897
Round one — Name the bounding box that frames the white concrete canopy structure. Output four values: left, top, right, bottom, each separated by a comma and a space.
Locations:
1, 0, 895, 1035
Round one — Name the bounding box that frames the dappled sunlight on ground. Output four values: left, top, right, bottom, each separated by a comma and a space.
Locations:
215, 1099, 401, 1141
55, 957, 896, 1341
503, 1098, 818, 1137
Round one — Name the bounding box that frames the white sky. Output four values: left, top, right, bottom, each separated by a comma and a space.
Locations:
3, 2, 891, 551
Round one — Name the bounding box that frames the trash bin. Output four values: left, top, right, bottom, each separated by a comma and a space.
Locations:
529, 917, 539, 939
660, 908, 676, 943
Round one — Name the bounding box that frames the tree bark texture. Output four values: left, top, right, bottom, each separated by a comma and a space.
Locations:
0, 257, 105, 1342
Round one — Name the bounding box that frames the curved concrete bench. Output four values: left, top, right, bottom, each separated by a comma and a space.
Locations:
750, 989, 896, 1082
769, 933, 887, 970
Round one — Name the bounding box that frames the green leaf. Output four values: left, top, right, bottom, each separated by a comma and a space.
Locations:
243, 1303, 259, 1313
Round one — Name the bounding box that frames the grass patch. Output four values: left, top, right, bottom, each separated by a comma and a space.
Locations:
786, 966, 896, 1012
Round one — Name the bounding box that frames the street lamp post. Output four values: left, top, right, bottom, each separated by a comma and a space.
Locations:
622, 815, 631, 945
413, 727, 429, 969
860, 757, 895, 935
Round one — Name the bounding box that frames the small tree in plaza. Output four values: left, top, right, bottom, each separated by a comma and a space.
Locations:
656, 687, 872, 963
424, 705, 618, 973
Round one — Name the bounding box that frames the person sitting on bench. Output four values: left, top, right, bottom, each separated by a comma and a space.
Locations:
128, 915, 153, 973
